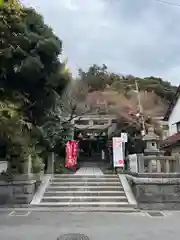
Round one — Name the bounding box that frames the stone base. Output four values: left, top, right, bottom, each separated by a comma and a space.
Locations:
127, 174, 180, 210
127, 172, 180, 178
138, 202, 180, 210
0, 179, 36, 205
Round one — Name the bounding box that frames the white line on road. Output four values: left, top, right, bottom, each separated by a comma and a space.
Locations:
8, 211, 31, 217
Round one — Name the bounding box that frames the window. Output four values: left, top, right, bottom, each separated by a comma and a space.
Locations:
176, 121, 180, 132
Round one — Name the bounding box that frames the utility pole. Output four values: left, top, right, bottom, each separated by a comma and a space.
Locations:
134, 80, 146, 136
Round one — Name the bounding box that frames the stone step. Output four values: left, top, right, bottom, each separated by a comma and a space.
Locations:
74, 173, 104, 176
44, 191, 126, 197
50, 182, 121, 186
41, 196, 127, 203
38, 202, 131, 207
53, 174, 117, 178
28, 206, 138, 212
52, 178, 119, 182
47, 186, 124, 191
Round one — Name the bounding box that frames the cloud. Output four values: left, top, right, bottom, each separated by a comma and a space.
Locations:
23, 0, 180, 85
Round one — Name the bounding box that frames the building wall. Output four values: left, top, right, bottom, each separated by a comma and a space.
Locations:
168, 97, 180, 136
171, 146, 180, 155
153, 117, 169, 140
159, 120, 169, 140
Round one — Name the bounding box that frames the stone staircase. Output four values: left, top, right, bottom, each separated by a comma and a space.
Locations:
34, 174, 137, 212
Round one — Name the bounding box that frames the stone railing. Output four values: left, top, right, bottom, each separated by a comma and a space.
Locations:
144, 155, 180, 173
127, 154, 180, 210
138, 154, 180, 173
129, 154, 180, 174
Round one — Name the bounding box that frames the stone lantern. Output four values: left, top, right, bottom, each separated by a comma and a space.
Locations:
143, 126, 160, 156
142, 126, 164, 172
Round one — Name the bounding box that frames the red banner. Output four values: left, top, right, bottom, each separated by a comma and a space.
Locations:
65, 140, 79, 168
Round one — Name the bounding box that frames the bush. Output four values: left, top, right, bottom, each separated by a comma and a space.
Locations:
55, 163, 64, 174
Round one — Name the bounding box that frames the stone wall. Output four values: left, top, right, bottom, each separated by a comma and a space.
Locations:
127, 174, 180, 210
0, 179, 36, 205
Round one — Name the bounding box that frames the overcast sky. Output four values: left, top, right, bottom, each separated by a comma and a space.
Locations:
23, 0, 180, 85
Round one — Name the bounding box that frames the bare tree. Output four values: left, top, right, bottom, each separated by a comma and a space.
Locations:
91, 90, 166, 134
57, 80, 92, 121
38, 80, 93, 147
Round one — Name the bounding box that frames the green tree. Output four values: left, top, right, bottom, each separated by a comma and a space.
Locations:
0, 3, 69, 125
79, 64, 109, 91
79, 64, 177, 102
0, 2, 70, 174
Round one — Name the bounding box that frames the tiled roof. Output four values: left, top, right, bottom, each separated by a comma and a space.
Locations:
161, 132, 180, 148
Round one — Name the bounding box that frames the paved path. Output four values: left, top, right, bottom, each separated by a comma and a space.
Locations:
75, 162, 103, 175
0, 210, 178, 240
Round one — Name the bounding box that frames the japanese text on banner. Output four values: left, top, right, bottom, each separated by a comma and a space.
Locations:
112, 137, 124, 167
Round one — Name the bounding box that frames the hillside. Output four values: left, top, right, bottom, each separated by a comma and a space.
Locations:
77, 64, 177, 135
78, 64, 177, 103
86, 89, 166, 117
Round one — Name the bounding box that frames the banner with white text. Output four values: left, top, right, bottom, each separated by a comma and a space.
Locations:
112, 137, 124, 167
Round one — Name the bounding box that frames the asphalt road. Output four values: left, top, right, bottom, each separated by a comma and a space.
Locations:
0, 210, 179, 240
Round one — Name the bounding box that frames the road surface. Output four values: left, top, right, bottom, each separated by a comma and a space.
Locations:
0, 210, 179, 240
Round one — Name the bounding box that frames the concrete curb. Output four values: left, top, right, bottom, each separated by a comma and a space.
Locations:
118, 174, 137, 206
30, 175, 52, 205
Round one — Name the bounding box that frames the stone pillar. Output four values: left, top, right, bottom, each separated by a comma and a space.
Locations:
174, 154, 180, 172
89, 119, 93, 126
156, 160, 161, 173
137, 154, 145, 173
165, 160, 170, 173
23, 155, 32, 175
148, 160, 153, 172
47, 152, 55, 174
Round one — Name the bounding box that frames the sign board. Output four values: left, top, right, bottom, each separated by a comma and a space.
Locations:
65, 140, 79, 168
112, 137, 124, 167
121, 132, 128, 142
129, 154, 138, 173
